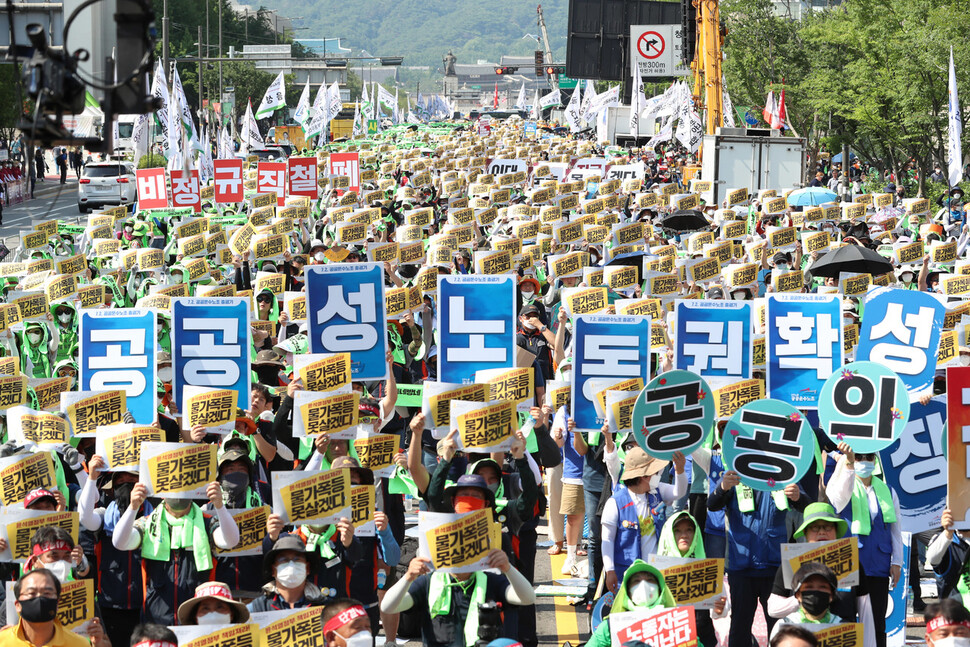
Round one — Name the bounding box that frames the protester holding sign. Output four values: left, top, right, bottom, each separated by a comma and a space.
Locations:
584, 560, 675, 647
110, 480, 240, 625
248, 533, 324, 611
827, 442, 902, 647
768, 562, 850, 636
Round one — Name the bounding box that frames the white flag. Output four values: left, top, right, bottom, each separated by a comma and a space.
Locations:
587, 85, 620, 118
539, 89, 561, 110
170, 66, 199, 150
255, 71, 286, 119
131, 113, 150, 163
361, 84, 371, 117
352, 102, 362, 137
564, 88, 582, 132
722, 85, 736, 128
241, 100, 263, 153
377, 84, 396, 112
393, 88, 400, 124
630, 64, 644, 137
515, 83, 527, 110
579, 80, 595, 122
949, 47, 963, 187
530, 89, 540, 120
150, 62, 170, 143
219, 127, 233, 159
294, 79, 311, 127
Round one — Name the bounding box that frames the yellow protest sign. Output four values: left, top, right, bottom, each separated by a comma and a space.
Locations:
96, 425, 163, 471
145, 442, 217, 497
44, 274, 76, 304
423, 508, 502, 573
181, 623, 260, 647
55, 254, 86, 276
563, 287, 608, 316
297, 354, 351, 392
184, 387, 237, 433
351, 485, 376, 536
454, 400, 516, 451
274, 468, 351, 525
653, 557, 725, 608
811, 624, 863, 647
353, 434, 399, 476
12, 292, 49, 322
713, 379, 765, 419
0, 452, 55, 506
296, 391, 360, 438
840, 273, 871, 296
4, 511, 78, 562
258, 606, 324, 647
215, 506, 270, 557
61, 390, 125, 437
781, 537, 860, 589
11, 409, 68, 444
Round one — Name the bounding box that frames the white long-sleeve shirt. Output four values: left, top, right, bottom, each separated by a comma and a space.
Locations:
826, 457, 903, 567
601, 471, 687, 573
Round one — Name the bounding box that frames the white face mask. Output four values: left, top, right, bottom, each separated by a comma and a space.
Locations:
648, 474, 661, 490
775, 263, 789, 272
196, 611, 232, 626
57, 313, 71, 324
158, 366, 173, 383
629, 580, 659, 607
341, 630, 374, 647
854, 461, 875, 477
961, 355, 970, 367
731, 291, 747, 301
932, 638, 970, 647
900, 273, 914, 284
44, 560, 73, 584
521, 290, 535, 302
314, 251, 326, 262
521, 319, 536, 330
276, 561, 308, 588
27, 331, 42, 344
125, 226, 133, 233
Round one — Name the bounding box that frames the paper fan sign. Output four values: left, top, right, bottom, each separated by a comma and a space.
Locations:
818, 361, 910, 453
721, 399, 815, 492
631, 370, 714, 460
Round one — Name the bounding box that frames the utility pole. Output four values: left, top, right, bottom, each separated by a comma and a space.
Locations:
162, 0, 170, 83
218, 0, 223, 102
198, 26, 203, 108
536, 4, 557, 91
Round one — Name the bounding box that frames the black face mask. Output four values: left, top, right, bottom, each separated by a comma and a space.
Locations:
220, 472, 249, 502
255, 365, 280, 385
167, 498, 192, 512
113, 481, 134, 511
799, 590, 831, 616
18, 596, 58, 622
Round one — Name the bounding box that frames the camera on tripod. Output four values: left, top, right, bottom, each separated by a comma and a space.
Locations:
475, 601, 504, 647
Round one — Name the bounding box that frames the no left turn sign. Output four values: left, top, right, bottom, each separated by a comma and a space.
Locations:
637, 31, 665, 60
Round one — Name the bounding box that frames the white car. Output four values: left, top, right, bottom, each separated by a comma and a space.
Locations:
77, 161, 137, 212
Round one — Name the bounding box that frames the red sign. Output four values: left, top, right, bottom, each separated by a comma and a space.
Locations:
637, 31, 665, 59
135, 168, 168, 209
287, 157, 319, 200
213, 159, 244, 204
328, 152, 360, 194
257, 162, 286, 206
611, 607, 696, 647
170, 169, 201, 213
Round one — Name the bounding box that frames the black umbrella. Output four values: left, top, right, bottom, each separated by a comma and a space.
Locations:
606, 251, 657, 267
807, 244, 894, 278
661, 210, 711, 232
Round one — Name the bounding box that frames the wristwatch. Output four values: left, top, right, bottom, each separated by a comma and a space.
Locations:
540, 325, 548, 333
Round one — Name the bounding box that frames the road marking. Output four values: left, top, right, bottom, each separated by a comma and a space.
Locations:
549, 553, 583, 645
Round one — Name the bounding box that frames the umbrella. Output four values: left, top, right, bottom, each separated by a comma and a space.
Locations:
661, 210, 711, 232
831, 151, 858, 164
788, 187, 839, 207
606, 251, 657, 267
807, 244, 894, 278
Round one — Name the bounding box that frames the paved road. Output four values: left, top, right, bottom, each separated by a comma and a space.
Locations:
0, 176, 85, 247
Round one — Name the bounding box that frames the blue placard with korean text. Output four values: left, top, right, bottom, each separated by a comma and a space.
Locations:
879, 397, 946, 533
571, 314, 651, 432
675, 300, 752, 380
438, 274, 516, 384
857, 287, 945, 396
172, 297, 250, 410
79, 308, 157, 424
766, 294, 842, 409
306, 263, 388, 381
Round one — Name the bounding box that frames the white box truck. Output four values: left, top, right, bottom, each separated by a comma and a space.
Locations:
700, 128, 806, 205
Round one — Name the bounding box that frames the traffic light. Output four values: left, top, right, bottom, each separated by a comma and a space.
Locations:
545, 65, 565, 76
535, 51, 544, 77
495, 66, 518, 75
681, 0, 697, 67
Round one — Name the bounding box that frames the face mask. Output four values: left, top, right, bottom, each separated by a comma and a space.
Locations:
933, 638, 970, 647
314, 252, 326, 262
113, 481, 134, 510
901, 273, 914, 283
156, 322, 164, 335
521, 290, 535, 303
341, 630, 374, 647
57, 313, 71, 324
962, 355, 970, 367
196, 611, 232, 626
172, 273, 183, 283
263, 265, 277, 274
125, 226, 133, 233
799, 590, 831, 616
27, 331, 42, 344
775, 263, 789, 272
629, 580, 659, 607
43, 560, 73, 584
731, 291, 747, 301
275, 560, 308, 588
158, 366, 173, 383
487, 482, 499, 495
220, 471, 249, 499
853, 461, 875, 478
521, 320, 536, 330
648, 474, 661, 490
17, 596, 58, 623
167, 498, 192, 512
453, 495, 486, 513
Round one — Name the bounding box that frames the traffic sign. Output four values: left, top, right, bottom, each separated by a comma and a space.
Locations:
630, 25, 688, 78
558, 75, 579, 89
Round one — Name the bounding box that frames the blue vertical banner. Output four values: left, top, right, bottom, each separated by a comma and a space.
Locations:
674, 300, 752, 380
438, 275, 516, 384
571, 314, 651, 432
766, 294, 842, 409
880, 397, 947, 533
306, 263, 388, 381
857, 287, 945, 396
172, 297, 251, 410
79, 308, 157, 424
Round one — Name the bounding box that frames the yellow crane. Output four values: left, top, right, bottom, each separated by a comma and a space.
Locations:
691, 0, 724, 137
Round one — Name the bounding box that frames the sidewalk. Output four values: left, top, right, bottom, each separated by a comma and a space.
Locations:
25, 174, 78, 201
